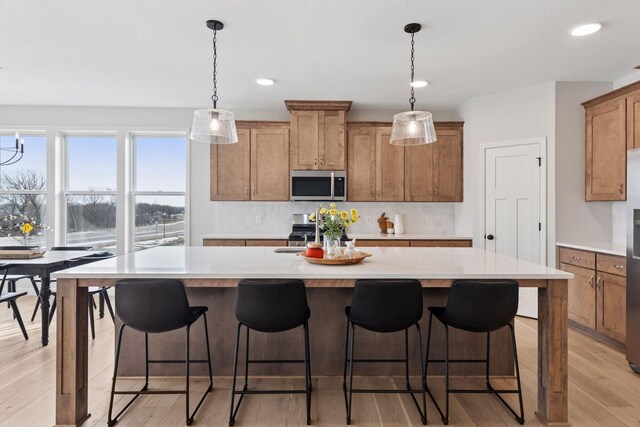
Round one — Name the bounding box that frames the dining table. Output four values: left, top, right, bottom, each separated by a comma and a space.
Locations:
1, 249, 98, 346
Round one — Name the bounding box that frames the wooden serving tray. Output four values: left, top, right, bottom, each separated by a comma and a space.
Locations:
297, 251, 372, 265
0, 249, 47, 259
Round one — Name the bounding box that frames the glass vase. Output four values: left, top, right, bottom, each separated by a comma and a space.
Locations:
323, 235, 342, 259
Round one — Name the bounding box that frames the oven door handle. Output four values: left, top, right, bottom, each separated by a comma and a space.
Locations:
330, 172, 335, 200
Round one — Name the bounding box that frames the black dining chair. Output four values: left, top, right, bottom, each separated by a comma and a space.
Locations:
0, 264, 29, 340
424, 279, 524, 425
343, 279, 427, 425
108, 279, 213, 426
230, 279, 312, 426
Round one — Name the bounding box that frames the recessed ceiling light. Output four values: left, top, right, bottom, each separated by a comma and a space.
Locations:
410, 80, 428, 88
256, 78, 275, 86
571, 23, 602, 36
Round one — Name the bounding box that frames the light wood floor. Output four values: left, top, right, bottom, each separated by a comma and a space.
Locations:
1, 296, 640, 426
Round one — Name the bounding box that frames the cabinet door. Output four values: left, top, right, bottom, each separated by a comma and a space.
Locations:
433, 128, 463, 201
347, 127, 376, 201
404, 143, 434, 201
318, 110, 346, 170
410, 240, 472, 247
251, 128, 290, 201
357, 240, 411, 247
290, 110, 319, 170
628, 90, 640, 150
596, 272, 626, 343
203, 239, 245, 246
585, 98, 627, 201
375, 128, 405, 201
561, 263, 596, 329
210, 128, 251, 200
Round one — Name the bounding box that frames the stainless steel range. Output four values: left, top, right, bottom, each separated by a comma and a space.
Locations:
287, 213, 349, 247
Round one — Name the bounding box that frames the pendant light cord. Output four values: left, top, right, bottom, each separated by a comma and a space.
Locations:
409, 32, 416, 111
212, 27, 218, 109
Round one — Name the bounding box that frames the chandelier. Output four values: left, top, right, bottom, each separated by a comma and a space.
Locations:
1, 133, 24, 166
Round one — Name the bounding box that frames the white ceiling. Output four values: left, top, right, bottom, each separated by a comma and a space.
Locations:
0, 0, 639, 112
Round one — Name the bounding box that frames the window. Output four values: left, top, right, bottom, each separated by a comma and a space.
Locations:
65, 135, 117, 249
132, 135, 186, 251
0, 133, 47, 246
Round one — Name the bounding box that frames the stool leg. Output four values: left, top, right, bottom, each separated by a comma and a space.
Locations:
103, 291, 115, 322
108, 324, 126, 426
9, 299, 28, 340
48, 296, 56, 324
244, 327, 250, 391
416, 323, 427, 425
186, 324, 192, 426
9, 281, 15, 314
303, 321, 311, 425
347, 322, 355, 425
203, 313, 214, 392
88, 294, 96, 340
30, 278, 41, 322
99, 292, 105, 318
404, 328, 410, 389
144, 333, 149, 391
229, 323, 242, 426
342, 319, 349, 392
444, 324, 450, 424
305, 321, 312, 392
509, 323, 525, 424
486, 331, 491, 389
424, 312, 433, 386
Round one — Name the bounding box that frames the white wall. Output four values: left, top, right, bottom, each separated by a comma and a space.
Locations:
455, 83, 557, 264
555, 81, 613, 244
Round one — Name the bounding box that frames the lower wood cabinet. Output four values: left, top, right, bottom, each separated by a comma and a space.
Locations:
203, 239, 287, 247
354, 239, 471, 248
559, 246, 626, 346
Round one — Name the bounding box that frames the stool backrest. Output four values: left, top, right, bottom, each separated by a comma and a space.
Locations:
115, 279, 195, 333
443, 280, 519, 332
236, 279, 310, 332
350, 279, 423, 332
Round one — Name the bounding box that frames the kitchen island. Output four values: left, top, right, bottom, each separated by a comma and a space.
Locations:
53, 246, 572, 426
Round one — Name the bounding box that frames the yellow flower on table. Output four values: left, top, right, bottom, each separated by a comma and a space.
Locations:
319, 208, 328, 215
20, 223, 33, 234
344, 219, 351, 227
339, 211, 349, 220
330, 203, 336, 209
329, 209, 338, 216
309, 212, 316, 222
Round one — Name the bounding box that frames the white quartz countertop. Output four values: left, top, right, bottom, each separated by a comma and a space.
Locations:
201, 233, 473, 241
556, 242, 626, 257
54, 246, 571, 280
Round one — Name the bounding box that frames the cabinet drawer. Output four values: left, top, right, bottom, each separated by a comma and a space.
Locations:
559, 247, 595, 269
245, 239, 287, 247
357, 240, 411, 247
203, 239, 245, 246
410, 240, 472, 247
596, 253, 626, 277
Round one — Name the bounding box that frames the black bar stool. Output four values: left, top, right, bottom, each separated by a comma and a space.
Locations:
343, 279, 427, 425
230, 279, 312, 426
108, 279, 213, 426
424, 279, 525, 425
0, 265, 29, 340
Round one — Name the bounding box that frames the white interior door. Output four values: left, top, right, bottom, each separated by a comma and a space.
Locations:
484, 141, 545, 318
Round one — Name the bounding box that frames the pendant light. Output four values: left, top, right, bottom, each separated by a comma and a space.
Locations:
390, 23, 437, 146
190, 20, 238, 144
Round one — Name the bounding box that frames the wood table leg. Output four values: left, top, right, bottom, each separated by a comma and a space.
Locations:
536, 279, 569, 425
55, 279, 91, 426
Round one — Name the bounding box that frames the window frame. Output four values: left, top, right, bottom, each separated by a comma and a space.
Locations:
129, 131, 188, 252
62, 132, 118, 249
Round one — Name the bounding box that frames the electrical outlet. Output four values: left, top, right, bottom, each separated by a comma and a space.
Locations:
365, 216, 372, 225
255, 215, 262, 225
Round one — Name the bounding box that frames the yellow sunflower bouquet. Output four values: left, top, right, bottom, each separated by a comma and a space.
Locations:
309, 203, 360, 241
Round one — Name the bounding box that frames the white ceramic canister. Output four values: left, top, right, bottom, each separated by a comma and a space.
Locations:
394, 214, 404, 235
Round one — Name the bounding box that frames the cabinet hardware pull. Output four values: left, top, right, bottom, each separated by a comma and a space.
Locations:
314, 158, 317, 166
614, 265, 624, 269
619, 184, 624, 194
252, 186, 256, 196
572, 256, 582, 261
245, 187, 249, 198
595, 276, 602, 289
588, 276, 594, 287
320, 157, 324, 166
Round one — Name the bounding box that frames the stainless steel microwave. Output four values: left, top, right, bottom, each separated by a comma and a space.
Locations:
290, 171, 347, 201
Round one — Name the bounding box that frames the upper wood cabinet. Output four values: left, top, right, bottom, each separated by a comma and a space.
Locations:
210, 128, 251, 201
210, 122, 289, 201
286, 100, 352, 170
348, 122, 463, 202
583, 81, 640, 201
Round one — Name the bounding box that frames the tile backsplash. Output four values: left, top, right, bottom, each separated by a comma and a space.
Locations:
210, 202, 457, 236
612, 201, 626, 244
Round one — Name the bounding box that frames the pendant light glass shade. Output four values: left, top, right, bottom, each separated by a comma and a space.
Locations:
390, 111, 437, 146
190, 108, 238, 144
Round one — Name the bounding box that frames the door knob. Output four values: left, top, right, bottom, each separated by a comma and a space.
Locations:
485, 234, 494, 240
